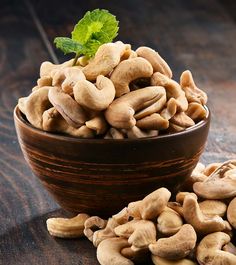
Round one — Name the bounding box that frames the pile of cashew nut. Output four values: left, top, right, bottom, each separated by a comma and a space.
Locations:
18, 41, 208, 139
47, 160, 236, 264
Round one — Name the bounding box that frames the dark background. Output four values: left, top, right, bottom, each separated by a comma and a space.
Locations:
0, 0, 236, 264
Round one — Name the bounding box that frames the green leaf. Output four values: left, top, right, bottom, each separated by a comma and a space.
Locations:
72, 9, 119, 46
54, 9, 119, 60
54, 37, 84, 55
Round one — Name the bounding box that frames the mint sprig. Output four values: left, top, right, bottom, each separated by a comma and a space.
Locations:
54, 9, 119, 64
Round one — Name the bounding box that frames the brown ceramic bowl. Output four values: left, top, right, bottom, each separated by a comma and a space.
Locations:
14, 106, 210, 217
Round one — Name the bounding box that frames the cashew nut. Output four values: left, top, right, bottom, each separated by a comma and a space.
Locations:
149, 224, 197, 260
110, 57, 153, 97
136, 113, 169, 130
74, 75, 115, 111
97, 237, 133, 265
134, 86, 167, 120
105, 86, 166, 129
40, 59, 74, 77
160, 98, 178, 120
109, 128, 126, 139
185, 102, 207, 121
223, 242, 236, 255
126, 126, 158, 139
193, 160, 236, 199
24, 86, 51, 129
61, 67, 86, 94
85, 115, 108, 135
112, 207, 130, 224
180, 70, 207, 105
189, 163, 208, 183
196, 232, 236, 265
176, 192, 198, 204
93, 218, 119, 247
136, 46, 172, 78
128, 188, 171, 220
152, 255, 197, 265
170, 112, 195, 128
114, 219, 156, 249
18, 97, 27, 115
84, 216, 107, 242
199, 200, 227, 218
203, 162, 222, 176
167, 202, 184, 217
157, 207, 183, 236
183, 194, 230, 234
121, 247, 149, 264
37, 75, 52, 87
127, 200, 142, 219
46, 213, 89, 238
168, 123, 186, 133
227, 197, 236, 229
48, 86, 87, 128
42, 107, 94, 138
82, 41, 129, 81
151, 72, 188, 111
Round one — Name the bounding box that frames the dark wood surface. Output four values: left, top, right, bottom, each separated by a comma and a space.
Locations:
0, 0, 236, 264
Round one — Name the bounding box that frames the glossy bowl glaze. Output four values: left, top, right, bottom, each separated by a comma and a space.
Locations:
14, 106, 210, 217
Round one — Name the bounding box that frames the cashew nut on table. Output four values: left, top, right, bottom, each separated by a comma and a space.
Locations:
18, 41, 208, 139
46, 160, 236, 265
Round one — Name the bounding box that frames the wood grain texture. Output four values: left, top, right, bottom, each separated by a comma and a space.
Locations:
0, 0, 236, 264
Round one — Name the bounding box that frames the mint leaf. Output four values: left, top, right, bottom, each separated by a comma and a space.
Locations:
54, 9, 119, 62
54, 37, 84, 55
72, 9, 119, 46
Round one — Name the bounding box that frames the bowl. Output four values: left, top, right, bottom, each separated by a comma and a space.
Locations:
14, 106, 210, 217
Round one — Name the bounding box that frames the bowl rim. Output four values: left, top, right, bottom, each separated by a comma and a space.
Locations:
14, 105, 210, 143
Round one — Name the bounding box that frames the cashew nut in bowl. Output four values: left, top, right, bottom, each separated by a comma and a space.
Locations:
48, 86, 87, 128
114, 219, 156, 249
134, 86, 167, 120
61, 67, 86, 94
180, 70, 207, 105
157, 207, 183, 236
18, 97, 27, 115
160, 98, 178, 120
24, 86, 51, 129
46, 213, 90, 238
136, 113, 169, 130
37, 75, 52, 87
193, 160, 236, 199
170, 112, 195, 128
151, 72, 188, 112
183, 194, 230, 234
82, 41, 129, 81
109, 128, 126, 139
74, 75, 115, 111
196, 232, 236, 265
40, 59, 74, 78
149, 224, 197, 260
126, 126, 158, 139
85, 115, 108, 135
168, 123, 186, 133
105, 86, 166, 129
136, 46, 172, 78
110, 57, 153, 97
96, 237, 133, 265
185, 102, 207, 122
84, 216, 107, 242
152, 255, 197, 265
42, 107, 94, 138
227, 197, 236, 229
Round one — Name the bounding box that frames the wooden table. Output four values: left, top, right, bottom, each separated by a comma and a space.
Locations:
1, 0, 236, 264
